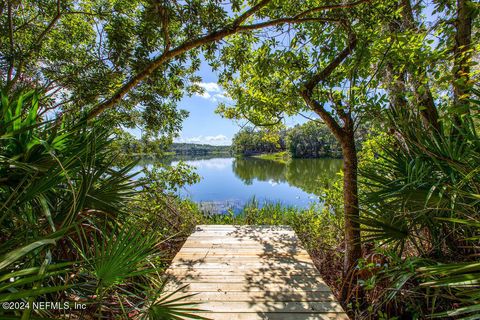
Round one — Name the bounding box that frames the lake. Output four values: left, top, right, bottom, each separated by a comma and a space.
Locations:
141, 156, 343, 214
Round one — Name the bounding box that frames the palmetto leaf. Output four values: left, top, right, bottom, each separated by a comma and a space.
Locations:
141, 282, 208, 320
1, 90, 143, 318
78, 225, 158, 289
360, 92, 480, 317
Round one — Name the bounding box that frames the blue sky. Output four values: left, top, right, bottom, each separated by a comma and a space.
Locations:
172, 59, 238, 146
170, 58, 310, 146
126, 56, 310, 146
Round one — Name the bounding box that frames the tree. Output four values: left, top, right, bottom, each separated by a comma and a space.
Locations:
287, 122, 341, 158
232, 127, 286, 156
214, 2, 391, 296
0, 0, 371, 136
378, 0, 478, 132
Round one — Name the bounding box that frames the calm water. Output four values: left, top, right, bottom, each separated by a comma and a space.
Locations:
139, 156, 342, 214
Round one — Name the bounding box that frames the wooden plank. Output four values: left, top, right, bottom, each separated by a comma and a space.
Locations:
163, 225, 346, 319
165, 274, 327, 284
190, 231, 296, 235
169, 261, 317, 269
195, 225, 294, 230
179, 244, 306, 250
175, 249, 310, 260
167, 290, 336, 302
188, 235, 297, 239
172, 255, 313, 263
191, 313, 348, 320
178, 243, 307, 253
166, 269, 321, 277
190, 229, 294, 233
175, 301, 345, 313
164, 282, 332, 292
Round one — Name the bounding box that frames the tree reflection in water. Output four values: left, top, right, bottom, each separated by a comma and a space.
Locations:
232, 157, 342, 196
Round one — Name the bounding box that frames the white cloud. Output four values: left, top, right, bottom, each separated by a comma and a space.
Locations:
173, 158, 232, 170
198, 91, 211, 99
175, 134, 231, 146
194, 82, 229, 102
197, 82, 222, 93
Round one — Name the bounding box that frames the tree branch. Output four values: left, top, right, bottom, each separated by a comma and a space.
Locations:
6, 0, 63, 91
293, 0, 371, 20
303, 32, 357, 92
299, 30, 358, 141
35, 0, 62, 48
300, 94, 345, 140
86, 0, 368, 120
237, 17, 342, 31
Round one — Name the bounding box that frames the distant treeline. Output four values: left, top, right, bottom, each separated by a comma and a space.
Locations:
232, 121, 366, 158
116, 135, 231, 156
170, 143, 231, 155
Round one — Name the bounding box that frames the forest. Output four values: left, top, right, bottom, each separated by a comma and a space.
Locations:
0, 0, 479, 319
232, 121, 344, 158
116, 133, 231, 156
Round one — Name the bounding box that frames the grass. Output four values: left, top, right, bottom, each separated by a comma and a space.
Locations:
251, 151, 290, 162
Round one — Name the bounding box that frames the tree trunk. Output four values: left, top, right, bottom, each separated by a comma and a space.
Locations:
339, 128, 362, 303
385, 0, 440, 131
453, 0, 473, 113
341, 130, 362, 273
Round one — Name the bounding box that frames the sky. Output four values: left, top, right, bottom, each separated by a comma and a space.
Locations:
126, 58, 240, 146
167, 58, 309, 146
172, 60, 238, 146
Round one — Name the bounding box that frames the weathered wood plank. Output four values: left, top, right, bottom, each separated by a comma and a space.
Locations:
165, 274, 327, 284
178, 243, 307, 253
169, 261, 318, 269
163, 225, 347, 319
165, 282, 332, 292
172, 255, 312, 263
167, 290, 337, 302
177, 301, 345, 313
195, 225, 294, 230
192, 313, 348, 320
166, 269, 321, 277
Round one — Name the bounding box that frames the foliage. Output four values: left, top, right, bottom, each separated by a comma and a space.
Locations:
78, 226, 158, 291
0, 0, 376, 134
141, 282, 208, 320
358, 107, 480, 317
2, 0, 479, 318
114, 135, 232, 157
231, 126, 286, 156
0, 90, 203, 319
232, 121, 345, 158
207, 199, 344, 251
215, 0, 479, 315
127, 162, 203, 240
169, 143, 231, 157
287, 121, 342, 158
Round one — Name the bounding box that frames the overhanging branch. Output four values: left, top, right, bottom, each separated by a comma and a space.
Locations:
86, 0, 369, 120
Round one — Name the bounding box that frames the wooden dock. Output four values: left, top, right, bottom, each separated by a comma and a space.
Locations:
165, 225, 348, 319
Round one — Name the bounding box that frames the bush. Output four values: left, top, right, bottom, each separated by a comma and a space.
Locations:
357, 105, 480, 318
0, 90, 203, 319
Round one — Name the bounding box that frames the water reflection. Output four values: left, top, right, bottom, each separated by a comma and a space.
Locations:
232, 157, 342, 196
134, 156, 343, 214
